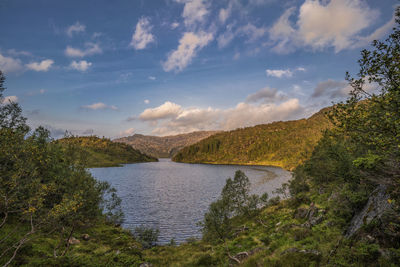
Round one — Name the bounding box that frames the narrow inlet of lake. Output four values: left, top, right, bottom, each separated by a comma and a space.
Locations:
90, 158, 291, 244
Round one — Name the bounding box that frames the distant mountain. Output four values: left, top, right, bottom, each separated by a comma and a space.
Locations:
56, 136, 158, 167
172, 108, 332, 170
115, 131, 219, 158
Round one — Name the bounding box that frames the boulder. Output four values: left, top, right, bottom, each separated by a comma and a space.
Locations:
81, 234, 90, 241
345, 185, 392, 237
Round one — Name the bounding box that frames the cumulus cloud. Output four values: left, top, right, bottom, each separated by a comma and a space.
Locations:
133, 89, 305, 135
139, 101, 182, 121
130, 17, 155, 50
148, 76, 156, 80
0, 53, 23, 73
70, 60, 92, 71
119, 127, 135, 137
144, 99, 150, 104
269, 0, 393, 53
26, 59, 54, 72
81, 102, 118, 111
1, 95, 18, 104
177, 0, 210, 28
66, 22, 86, 37
65, 42, 102, 57
163, 31, 213, 72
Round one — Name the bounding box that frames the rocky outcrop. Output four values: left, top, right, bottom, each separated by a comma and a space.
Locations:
345, 185, 392, 237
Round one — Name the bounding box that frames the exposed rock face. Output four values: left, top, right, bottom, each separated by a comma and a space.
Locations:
346, 185, 392, 237
115, 131, 219, 158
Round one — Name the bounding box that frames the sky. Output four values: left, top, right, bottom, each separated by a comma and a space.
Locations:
0, 0, 397, 138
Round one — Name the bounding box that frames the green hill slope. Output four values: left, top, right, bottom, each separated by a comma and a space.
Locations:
56, 136, 158, 167
173, 107, 331, 170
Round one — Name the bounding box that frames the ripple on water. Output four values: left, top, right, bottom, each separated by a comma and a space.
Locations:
90, 158, 291, 244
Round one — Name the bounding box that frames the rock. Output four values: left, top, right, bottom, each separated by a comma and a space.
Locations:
140, 263, 153, 267
115, 250, 120, 255
309, 215, 324, 226
81, 234, 90, 241
68, 237, 80, 245
281, 247, 321, 257
345, 185, 392, 237
281, 247, 300, 255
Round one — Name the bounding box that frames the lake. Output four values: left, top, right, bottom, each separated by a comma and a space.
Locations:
90, 159, 292, 244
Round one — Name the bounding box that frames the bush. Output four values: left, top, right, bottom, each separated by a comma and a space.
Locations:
133, 226, 159, 249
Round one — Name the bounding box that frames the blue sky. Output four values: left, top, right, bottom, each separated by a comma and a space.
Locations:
0, 0, 397, 137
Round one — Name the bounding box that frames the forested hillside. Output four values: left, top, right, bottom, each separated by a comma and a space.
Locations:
115, 131, 218, 158
56, 136, 158, 167
173, 108, 332, 170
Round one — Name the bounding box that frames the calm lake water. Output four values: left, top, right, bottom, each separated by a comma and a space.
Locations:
90, 159, 291, 244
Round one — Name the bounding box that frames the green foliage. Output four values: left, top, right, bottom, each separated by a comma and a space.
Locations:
133, 226, 160, 249
173, 108, 332, 170
56, 135, 158, 168
0, 71, 125, 266
202, 170, 266, 241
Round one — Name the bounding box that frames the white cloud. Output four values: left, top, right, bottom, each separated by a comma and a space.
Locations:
7, 49, 32, 57
269, 0, 391, 53
219, 3, 232, 24
1, 95, 18, 104
119, 127, 135, 137
65, 43, 102, 57
66, 22, 86, 37
217, 24, 235, 48
162, 31, 213, 72
312, 78, 378, 99
26, 59, 54, 72
237, 23, 268, 42
70, 60, 92, 71
148, 76, 156, 80
81, 102, 118, 110
139, 101, 182, 121
266, 69, 293, 78
130, 17, 155, 50
171, 22, 180, 29
177, 0, 210, 28
0, 53, 23, 73
134, 90, 305, 135
144, 99, 150, 104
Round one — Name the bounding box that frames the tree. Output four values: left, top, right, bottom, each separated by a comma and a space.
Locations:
0, 70, 124, 266
202, 170, 264, 241
330, 6, 400, 190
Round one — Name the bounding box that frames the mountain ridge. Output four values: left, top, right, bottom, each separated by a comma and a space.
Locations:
115, 131, 219, 158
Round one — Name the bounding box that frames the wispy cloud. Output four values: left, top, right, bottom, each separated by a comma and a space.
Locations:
1, 95, 18, 104
163, 31, 213, 72
66, 21, 86, 37
65, 43, 102, 57
130, 17, 155, 50
81, 102, 118, 111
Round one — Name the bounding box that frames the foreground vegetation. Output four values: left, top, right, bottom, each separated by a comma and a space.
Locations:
173, 108, 331, 170
56, 136, 158, 168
